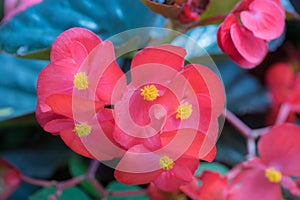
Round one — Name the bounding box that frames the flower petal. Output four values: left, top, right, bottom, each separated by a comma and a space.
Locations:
50, 27, 101, 62
217, 14, 259, 68
241, 0, 285, 41
231, 21, 268, 65
258, 123, 300, 176
131, 44, 186, 71
229, 168, 281, 200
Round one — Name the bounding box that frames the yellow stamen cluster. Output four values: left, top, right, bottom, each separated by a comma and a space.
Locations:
176, 102, 193, 120
73, 123, 92, 137
159, 156, 174, 170
140, 85, 159, 101
265, 167, 282, 183
73, 72, 88, 90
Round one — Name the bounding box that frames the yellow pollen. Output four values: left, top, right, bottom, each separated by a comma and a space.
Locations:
265, 167, 282, 183
159, 156, 174, 170
140, 85, 159, 101
74, 72, 88, 90
73, 123, 91, 137
176, 102, 193, 120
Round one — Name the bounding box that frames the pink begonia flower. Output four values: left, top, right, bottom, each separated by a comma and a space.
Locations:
228, 123, 300, 200
2, 0, 42, 21
217, 0, 285, 68
266, 62, 300, 124
36, 28, 124, 159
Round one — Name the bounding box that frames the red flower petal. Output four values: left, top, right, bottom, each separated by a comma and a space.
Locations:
230, 22, 268, 65
241, 0, 285, 41
217, 14, 260, 68
258, 123, 300, 176
45, 94, 104, 119
198, 171, 228, 200
43, 118, 74, 133
114, 145, 161, 184
130, 44, 186, 85
50, 27, 101, 62
229, 168, 281, 200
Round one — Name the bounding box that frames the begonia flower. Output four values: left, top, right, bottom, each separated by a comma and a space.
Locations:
217, 0, 285, 68
228, 123, 300, 200
36, 28, 123, 159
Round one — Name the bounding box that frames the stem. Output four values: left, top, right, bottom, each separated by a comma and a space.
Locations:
21, 175, 57, 187
246, 137, 256, 159
223, 109, 252, 138
185, 14, 227, 31
89, 178, 107, 198
275, 103, 291, 125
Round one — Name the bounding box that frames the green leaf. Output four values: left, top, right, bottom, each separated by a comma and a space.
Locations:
216, 57, 270, 115
200, 0, 239, 24
195, 162, 229, 176
0, 0, 163, 55
16, 48, 50, 60
68, 155, 100, 199
216, 125, 247, 166
1, 135, 71, 178
106, 181, 148, 200
0, 53, 47, 121
29, 187, 91, 200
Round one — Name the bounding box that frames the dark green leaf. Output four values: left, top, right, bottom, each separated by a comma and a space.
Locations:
106, 181, 148, 200
0, 0, 163, 55
16, 48, 50, 60
195, 162, 229, 176
216, 56, 270, 115
1, 136, 70, 178
29, 187, 91, 200
68, 155, 100, 199
0, 53, 47, 121
216, 125, 247, 166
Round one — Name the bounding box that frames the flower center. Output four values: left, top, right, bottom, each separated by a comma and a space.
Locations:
74, 72, 88, 90
140, 85, 159, 101
74, 123, 91, 137
176, 102, 193, 120
159, 156, 174, 170
265, 167, 282, 183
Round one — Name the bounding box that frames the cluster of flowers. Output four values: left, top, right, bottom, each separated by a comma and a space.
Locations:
180, 123, 300, 200
35, 27, 225, 191
217, 0, 285, 68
